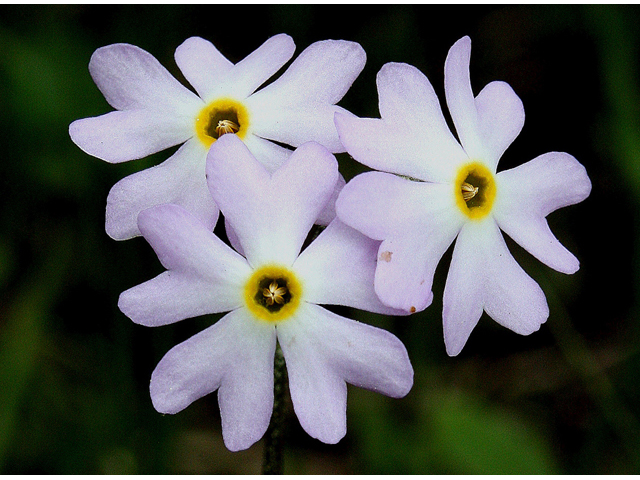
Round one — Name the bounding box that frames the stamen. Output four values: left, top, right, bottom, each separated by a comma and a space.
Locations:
263, 281, 287, 306
216, 119, 240, 138
461, 182, 479, 202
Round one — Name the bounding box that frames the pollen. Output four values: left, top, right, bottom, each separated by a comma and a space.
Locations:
195, 97, 250, 147
454, 162, 496, 220
461, 182, 479, 201
216, 119, 239, 137
263, 280, 287, 306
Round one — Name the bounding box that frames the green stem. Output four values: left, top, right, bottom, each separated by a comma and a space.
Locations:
262, 343, 287, 475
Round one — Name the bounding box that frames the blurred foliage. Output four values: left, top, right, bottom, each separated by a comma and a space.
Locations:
0, 4, 639, 474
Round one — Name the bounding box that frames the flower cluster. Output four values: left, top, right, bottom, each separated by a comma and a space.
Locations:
71, 34, 590, 450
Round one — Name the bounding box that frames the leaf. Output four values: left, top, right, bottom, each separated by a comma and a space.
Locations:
428, 389, 558, 474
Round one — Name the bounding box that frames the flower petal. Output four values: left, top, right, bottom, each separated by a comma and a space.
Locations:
336, 61, 471, 182
242, 133, 292, 172
69, 109, 194, 163
138, 203, 248, 279
119, 271, 231, 327
174, 36, 234, 100
246, 39, 365, 152
150, 308, 277, 451
373, 236, 437, 314
293, 219, 405, 315
378, 62, 467, 179
475, 81, 525, 168
494, 152, 592, 274
334, 113, 419, 182
105, 139, 217, 240
336, 171, 457, 239
482, 226, 549, 336
442, 225, 485, 357
443, 219, 549, 356
223, 171, 341, 259
118, 204, 251, 326
88, 43, 201, 113
248, 103, 350, 153
496, 152, 592, 216
215, 34, 295, 101
224, 216, 244, 257
277, 303, 412, 443
315, 172, 345, 226
444, 36, 487, 163
250, 39, 365, 106
268, 141, 338, 251
336, 171, 463, 312
207, 135, 338, 267
334, 110, 463, 184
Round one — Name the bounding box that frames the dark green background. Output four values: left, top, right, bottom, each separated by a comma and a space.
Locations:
0, 4, 638, 474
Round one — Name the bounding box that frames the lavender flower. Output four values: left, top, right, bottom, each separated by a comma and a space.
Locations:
335, 36, 592, 356
70, 35, 364, 239
119, 134, 413, 451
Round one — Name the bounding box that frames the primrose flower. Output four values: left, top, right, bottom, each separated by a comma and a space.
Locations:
69, 34, 365, 240
118, 134, 413, 451
335, 36, 592, 356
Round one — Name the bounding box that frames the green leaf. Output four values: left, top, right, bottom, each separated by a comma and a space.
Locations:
429, 389, 558, 474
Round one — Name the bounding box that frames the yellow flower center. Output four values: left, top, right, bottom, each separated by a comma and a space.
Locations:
454, 161, 496, 220
195, 97, 250, 147
244, 264, 302, 322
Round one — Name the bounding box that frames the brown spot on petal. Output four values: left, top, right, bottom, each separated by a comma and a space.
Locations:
379, 251, 393, 262
410, 306, 416, 313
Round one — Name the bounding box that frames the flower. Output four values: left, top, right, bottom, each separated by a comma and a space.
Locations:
69, 34, 365, 240
334, 36, 592, 356
118, 134, 413, 451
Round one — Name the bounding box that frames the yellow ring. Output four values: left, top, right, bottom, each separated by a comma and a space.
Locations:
195, 97, 250, 147
244, 264, 303, 323
454, 161, 496, 220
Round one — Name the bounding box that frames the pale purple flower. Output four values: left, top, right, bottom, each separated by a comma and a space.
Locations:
118, 134, 413, 451
69, 35, 364, 240
335, 36, 592, 356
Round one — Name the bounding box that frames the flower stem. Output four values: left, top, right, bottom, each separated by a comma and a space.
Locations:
262, 343, 287, 475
